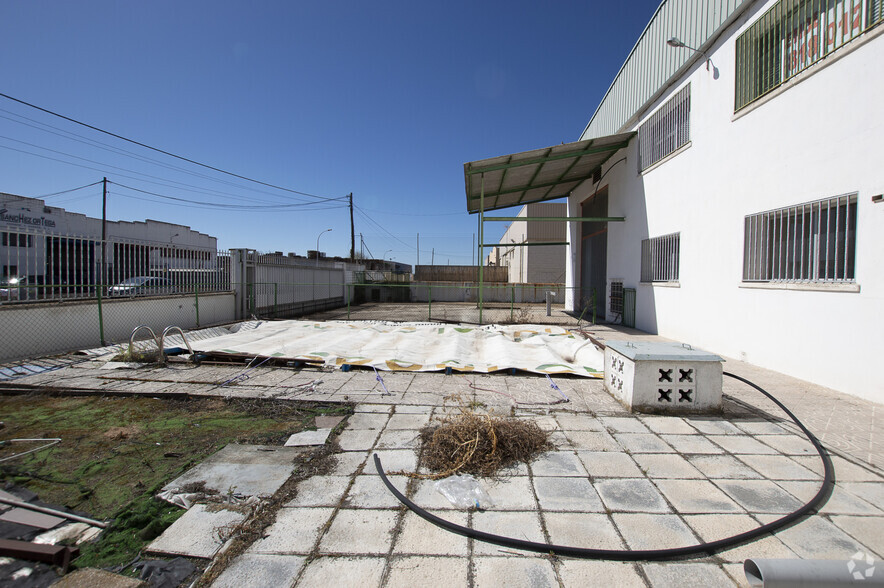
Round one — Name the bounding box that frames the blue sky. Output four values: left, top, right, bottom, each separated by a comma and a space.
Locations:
0, 0, 660, 267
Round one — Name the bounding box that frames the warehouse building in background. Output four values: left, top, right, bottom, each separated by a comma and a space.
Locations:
0, 192, 219, 296
562, 0, 882, 400
486, 203, 566, 285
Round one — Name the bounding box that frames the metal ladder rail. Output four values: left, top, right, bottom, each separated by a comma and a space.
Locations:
159, 326, 194, 361
128, 325, 161, 363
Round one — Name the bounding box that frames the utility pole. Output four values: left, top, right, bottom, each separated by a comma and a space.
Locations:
98, 177, 108, 346
431, 248, 435, 266
416, 233, 420, 266
348, 193, 355, 260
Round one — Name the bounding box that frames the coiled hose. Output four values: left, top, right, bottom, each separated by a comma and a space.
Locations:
374, 371, 834, 561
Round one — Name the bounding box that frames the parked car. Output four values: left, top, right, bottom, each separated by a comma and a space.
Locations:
108, 276, 176, 297
0, 275, 46, 301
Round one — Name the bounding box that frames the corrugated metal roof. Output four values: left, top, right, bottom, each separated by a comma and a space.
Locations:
463, 133, 634, 213
582, 0, 752, 140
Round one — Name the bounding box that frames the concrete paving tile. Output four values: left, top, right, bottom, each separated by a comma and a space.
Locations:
248, 507, 335, 554
344, 475, 409, 509
543, 512, 623, 549
533, 477, 604, 512
0, 508, 64, 529
631, 453, 704, 479
557, 560, 645, 587
736, 455, 820, 480
776, 481, 884, 515
554, 413, 606, 431
393, 510, 469, 556
399, 392, 446, 405
147, 504, 246, 559
564, 431, 620, 451
614, 433, 675, 454
732, 419, 791, 435
329, 451, 369, 476
364, 449, 418, 475
612, 513, 698, 549
515, 413, 559, 431
685, 419, 744, 435
722, 562, 752, 588
392, 404, 434, 413
345, 412, 389, 430
386, 556, 469, 588
640, 415, 699, 435
473, 556, 557, 587
386, 413, 431, 430
828, 456, 884, 482
756, 514, 870, 559
715, 480, 805, 513
659, 434, 725, 454
471, 511, 545, 555
483, 476, 537, 510
686, 455, 764, 479
211, 553, 305, 588
709, 435, 779, 455
314, 415, 346, 429
595, 479, 671, 513
295, 556, 385, 588
353, 404, 394, 413
336, 429, 380, 451
655, 479, 744, 513
530, 451, 588, 477
682, 514, 797, 562
375, 429, 420, 450
642, 562, 738, 587
841, 481, 884, 505
577, 451, 644, 478
829, 515, 884, 558
284, 428, 332, 446
162, 444, 303, 498
600, 416, 651, 434
547, 431, 572, 449
318, 509, 399, 555
754, 434, 816, 455
285, 476, 351, 507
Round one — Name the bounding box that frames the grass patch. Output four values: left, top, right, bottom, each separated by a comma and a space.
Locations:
0, 393, 351, 569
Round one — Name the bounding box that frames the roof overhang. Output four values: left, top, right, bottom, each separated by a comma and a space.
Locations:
463, 132, 634, 213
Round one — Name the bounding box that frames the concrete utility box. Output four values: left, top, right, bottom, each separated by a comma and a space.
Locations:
605, 341, 723, 414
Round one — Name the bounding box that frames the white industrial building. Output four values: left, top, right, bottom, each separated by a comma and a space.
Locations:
0, 192, 218, 288
486, 203, 566, 284
466, 0, 882, 402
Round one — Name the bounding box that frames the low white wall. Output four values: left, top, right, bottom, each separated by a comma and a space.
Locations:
0, 292, 235, 362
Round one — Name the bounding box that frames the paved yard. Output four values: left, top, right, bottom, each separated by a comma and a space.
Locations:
2, 323, 882, 587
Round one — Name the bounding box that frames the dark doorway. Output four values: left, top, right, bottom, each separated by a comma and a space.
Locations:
580, 188, 608, 320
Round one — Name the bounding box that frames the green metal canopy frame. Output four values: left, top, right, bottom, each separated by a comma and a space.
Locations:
462, 132, 634, 323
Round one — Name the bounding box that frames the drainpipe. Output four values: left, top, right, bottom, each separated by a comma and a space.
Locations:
744, 558, 882, 587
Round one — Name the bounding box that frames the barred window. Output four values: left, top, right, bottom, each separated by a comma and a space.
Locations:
736, 0, 883, 111
638, 84, 690, 171
742, 194, 857, 283
641, 233, 680, 283
610, 280, 624, 313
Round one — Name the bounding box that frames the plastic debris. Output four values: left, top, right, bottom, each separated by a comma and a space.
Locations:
434, 474, 494, 510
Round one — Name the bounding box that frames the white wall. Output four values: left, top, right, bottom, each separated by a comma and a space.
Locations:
568, 4, 884, 402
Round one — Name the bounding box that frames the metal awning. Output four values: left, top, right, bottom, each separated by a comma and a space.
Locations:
463, 132, 634, 213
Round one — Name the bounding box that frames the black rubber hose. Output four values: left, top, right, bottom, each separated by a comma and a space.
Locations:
373, 371, 835, 561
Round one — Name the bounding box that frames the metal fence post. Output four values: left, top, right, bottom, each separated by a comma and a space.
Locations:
194, 284, 200, 328
428, 285, 432, 320
96, 285, 106, 346
510, 286, 514, 322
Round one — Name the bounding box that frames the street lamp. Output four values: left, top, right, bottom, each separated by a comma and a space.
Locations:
666, 37, 712, 71
316, 228, 332, 266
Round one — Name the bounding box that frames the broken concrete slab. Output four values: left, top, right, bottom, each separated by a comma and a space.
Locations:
0, 508, 65, 530
283, 428, 332, 447
314, 415, 346, 429
162, 444, 304, 498
211, 553, 306, 588
146, 504, 246, 559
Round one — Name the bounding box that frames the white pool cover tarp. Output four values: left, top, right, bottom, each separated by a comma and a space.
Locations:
191, 320, 604, 377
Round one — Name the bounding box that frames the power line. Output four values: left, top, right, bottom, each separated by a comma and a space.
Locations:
0, 91, 342, 203
31, 181, 103, 199
0, 108, 342, 205
109, 181, 349, 212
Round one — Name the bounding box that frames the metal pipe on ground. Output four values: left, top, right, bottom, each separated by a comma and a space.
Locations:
744, 558, 883, 587
0, 495, 108, 528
